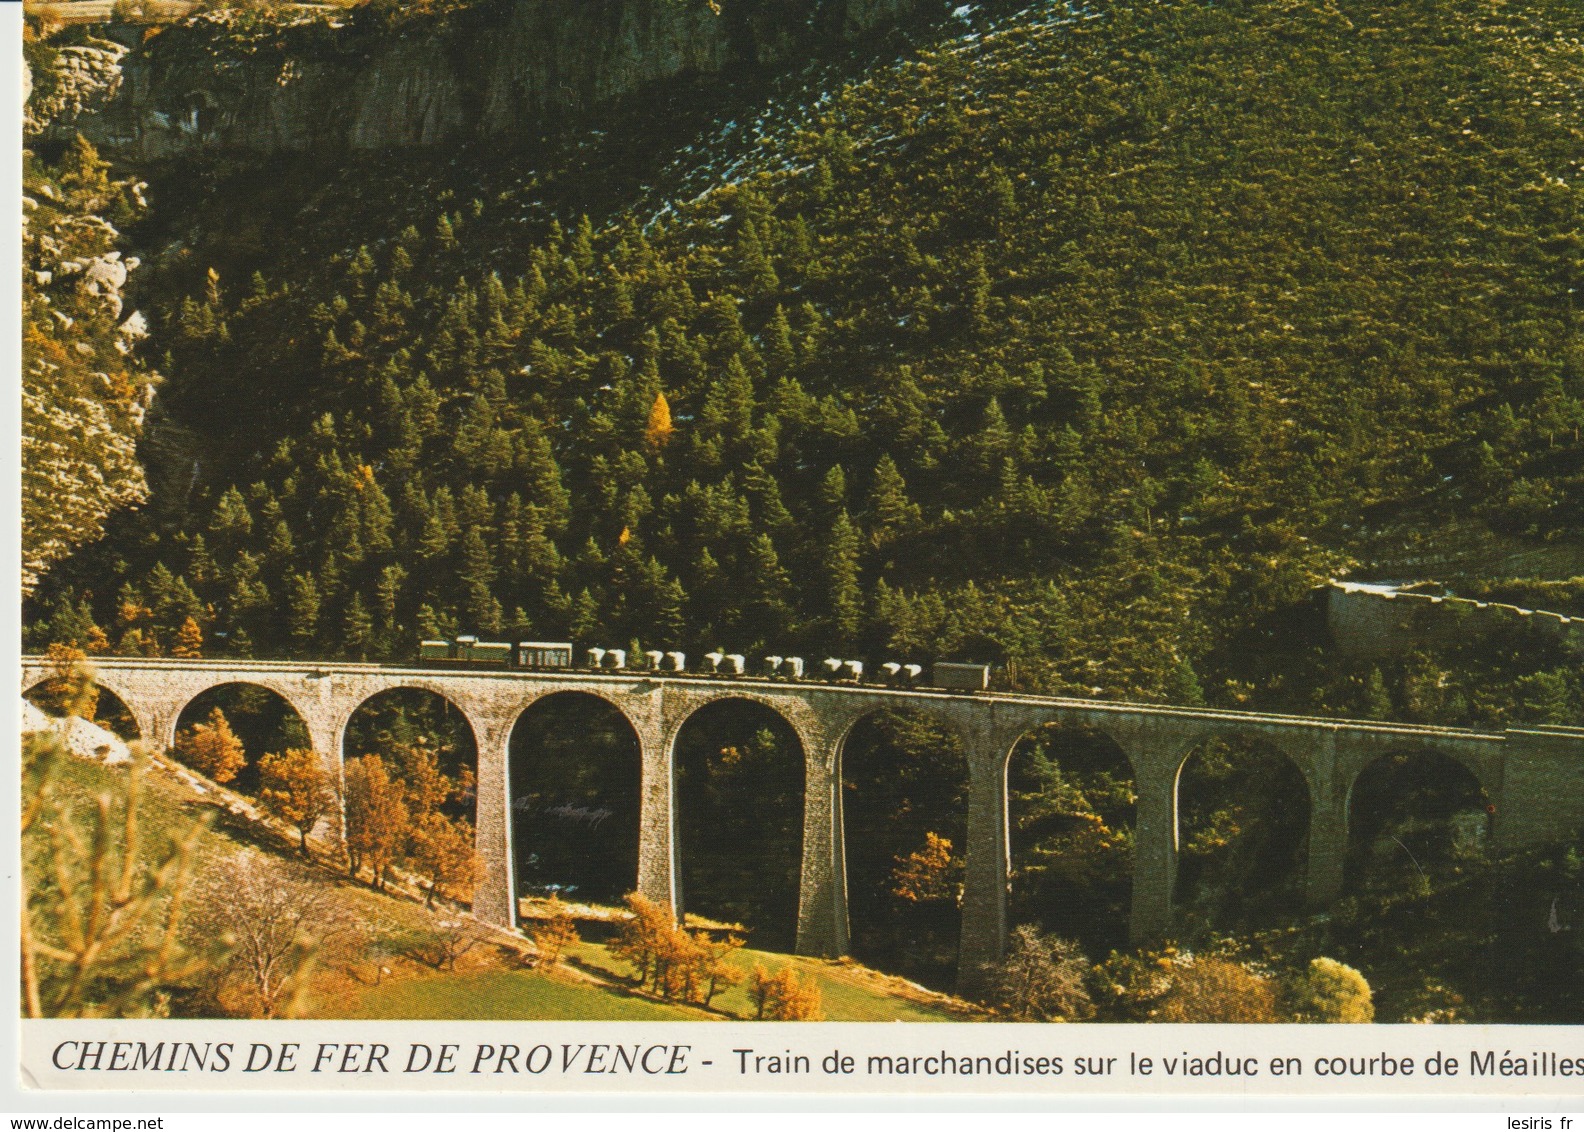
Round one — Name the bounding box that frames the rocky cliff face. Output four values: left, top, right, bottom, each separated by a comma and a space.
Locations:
37, 0, 938, 159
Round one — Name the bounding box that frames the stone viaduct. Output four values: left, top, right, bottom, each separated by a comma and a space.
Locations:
21, 656, 1584, 990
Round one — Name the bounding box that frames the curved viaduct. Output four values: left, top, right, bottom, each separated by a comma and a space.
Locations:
22, 655, 1584, 988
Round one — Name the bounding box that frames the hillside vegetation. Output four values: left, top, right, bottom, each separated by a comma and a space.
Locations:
23, 731, 969, 1021
28, 0, 1584, 726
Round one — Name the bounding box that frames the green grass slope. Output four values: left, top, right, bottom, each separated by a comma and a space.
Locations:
24, 738, 976, 1021
343, 941, 968, 1021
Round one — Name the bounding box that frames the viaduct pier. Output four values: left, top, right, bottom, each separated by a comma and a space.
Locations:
22, 656, 1584, 988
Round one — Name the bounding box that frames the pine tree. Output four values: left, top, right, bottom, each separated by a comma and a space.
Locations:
459, 528, 501, 634
976, 397, 1014, 478
571, 215, 597, 275
376, 564, 407, 632
764, 305, 795, 373
570, 588, 601, 641
819, 465, 848, 512
736, 216, 780, 294
267, 518, 295, 564
343, 593, 374, 660
1164, 656, 1205, 706
210, 486, 254, 552
434, 213, 457, 251
824, 510, 863, 645
743, 534, 793, 644
867, 454, 921, 546
1362, 668, 1393, 720
967, 250, 993, 334
701, 356, 755, 445
288, 573, 321, 651
518, 419, 570, 530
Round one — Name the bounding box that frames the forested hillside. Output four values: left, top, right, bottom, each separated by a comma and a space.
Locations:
22, 0, 1584, 1022
26, 0, 1584, 720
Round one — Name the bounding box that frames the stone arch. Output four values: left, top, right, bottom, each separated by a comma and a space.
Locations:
1344, 747, 1491, 895
839, 703, 971, 991
172, 677, 320, 750
662, 690, 812, 758
1003, 719, 1138, 954
1170, 726, 1319, 798
171, 681, 315, 794
833, 697, 974, 758
507, 690, 644, 918
344, 686, 480, 821
23, 676, 144, 742
1172, 728, 1314, 933
672, 695, 807, 953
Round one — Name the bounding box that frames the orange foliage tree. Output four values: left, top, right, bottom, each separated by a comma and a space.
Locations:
171, 616, 204, 659
530, 896, 580, 967
890, 830, 962, 903
257, 747, 338, 856
33, 643, 95, 719
1155, 957, 1284, 1023
173, 706, 246, 784
409, 811, 481, 908
748, 964, 824, 1021
609, 893, 744, 1008
343, 755, 408, 890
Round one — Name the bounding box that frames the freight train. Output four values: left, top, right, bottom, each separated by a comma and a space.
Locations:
416, 637, 990, 691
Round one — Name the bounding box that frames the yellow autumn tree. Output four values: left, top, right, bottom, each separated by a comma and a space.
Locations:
33, 643, 95, 719
748, 965, 823, 1021
1292, 957, 1374, 1023
1156, 957, 1283, 1023
343, 755, 409, 890
171, 616, 203, 659
173, 706, 246, 784
257, 747, 338, 856
644, 390, 674, 450
890, 830, 961, 903
610, 892, 679, 988
530, 896, 580, 967
410, 811, 481, 908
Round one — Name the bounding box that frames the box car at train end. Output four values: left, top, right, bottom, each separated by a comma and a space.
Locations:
932, 662, 992, 691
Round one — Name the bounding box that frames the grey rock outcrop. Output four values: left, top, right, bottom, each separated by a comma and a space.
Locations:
25, 38, 128, 137
35, 0, 940, 159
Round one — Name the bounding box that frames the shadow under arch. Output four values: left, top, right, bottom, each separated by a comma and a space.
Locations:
24, 678, 142, 742
1174, 730, 1311, 937
173, 682, 311, 794
840, 704, 969, 992
508, 691, 642, 918
344, 687, 479, 823
1344, 748, 1490, 897
673, 697, 805, 953
1005, 721, 1137, 956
